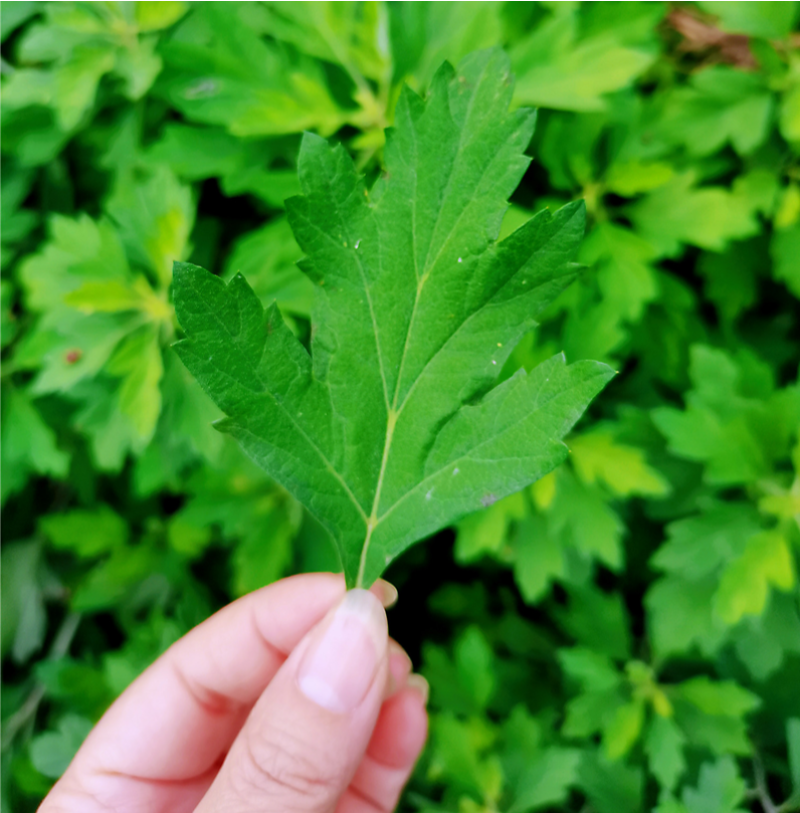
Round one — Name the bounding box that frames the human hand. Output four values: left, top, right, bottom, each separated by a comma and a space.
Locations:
39, 573, 428, 813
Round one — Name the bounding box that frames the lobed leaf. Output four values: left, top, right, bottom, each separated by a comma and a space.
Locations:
173, 49, 613, 587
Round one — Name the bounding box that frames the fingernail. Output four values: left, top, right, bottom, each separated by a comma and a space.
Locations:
376, 579, 398, 608
406, 674, 429, 705
297, 589, 387, 713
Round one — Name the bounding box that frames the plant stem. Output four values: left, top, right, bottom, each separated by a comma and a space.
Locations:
1, 611, 82, 752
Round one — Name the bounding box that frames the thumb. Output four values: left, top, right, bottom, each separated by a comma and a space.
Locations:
195, 588, 389, 813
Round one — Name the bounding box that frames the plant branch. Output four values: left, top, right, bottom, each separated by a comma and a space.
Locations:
1, 611, 82, 752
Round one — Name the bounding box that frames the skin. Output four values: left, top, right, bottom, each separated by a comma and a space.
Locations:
38, 573, 428, 813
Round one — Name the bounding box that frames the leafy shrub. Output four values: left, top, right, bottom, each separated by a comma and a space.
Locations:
2, 3, 799, 812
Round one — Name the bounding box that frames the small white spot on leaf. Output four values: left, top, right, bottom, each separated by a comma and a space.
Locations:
481, 493, 498, 508
425, 489, 433, 500
457, 257, 463, 263
491, 360, 497, 365
355, 239, 361, 249
453, 467, 460, 476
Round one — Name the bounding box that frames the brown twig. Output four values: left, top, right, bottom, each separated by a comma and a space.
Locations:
666, 6, 757, 70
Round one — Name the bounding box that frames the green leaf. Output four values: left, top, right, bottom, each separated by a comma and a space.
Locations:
771, 224, 800, 298
555, 587, 632, 660
714, 530, 796, 625
261, 2, 390, 84
509, 747, 581, 813
577, 750, 644, 813
105, 166, 194, 289
628, 172, 762, 258
455, 626, 496, 711
561, 647, 620, 689
29, 715, 92, 779
230, 498, 301, 596
652, 503, 761, 581
512, 518, 563, 604
35, 658, 113, 718
646, 575, 723, 660
580, 222, 660, 323
681, 757, 747, 813
106, 325, 164, 442
173, 50, 613, 587
388, 2, 504, 89
645, 715, 686, 791
0, 1, 38, 42
677, 677, 760, 718
0, 540, 47, 664
788, 718, 800, 792
570, 431, 670, 497
455, 492, 525, 563
548, 471, 625, 571
658, 68, 774, 158
697, 240, 761, 322
510, 7, 658, 112
1, 387, 69, 503
18, 213, 130, 313
70, 544, 162, 612
781, 83, 800, 144
603, 700, 645, 760
222, 218, 311, 317
731, 592, 800, 680
159, 3, 346, 137
697, 1, 799, 39
134, 0, 188, 32
40, 505, 128, 559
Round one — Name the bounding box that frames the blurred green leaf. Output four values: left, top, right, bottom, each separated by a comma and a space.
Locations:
681, 757, 747, 813
645, 715, 686, 791
1, 388, 69, 503
0, 540, 47, 663
29, 715, 92, 779
40, 505, 128, 559
697, 1, 799, 39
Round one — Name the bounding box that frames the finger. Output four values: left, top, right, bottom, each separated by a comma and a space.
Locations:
41, 574, 393, 813
195, 589, 389, 813
342, 678, 429, 813
385, 640, 412, 698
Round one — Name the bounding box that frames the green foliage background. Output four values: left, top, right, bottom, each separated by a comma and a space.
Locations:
2, 2, 799, 811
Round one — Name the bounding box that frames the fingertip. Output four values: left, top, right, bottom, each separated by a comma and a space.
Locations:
371, 579, 398, 609
405, 673, 429, 706
367, 686, 429, 769
385, 640, 412, 698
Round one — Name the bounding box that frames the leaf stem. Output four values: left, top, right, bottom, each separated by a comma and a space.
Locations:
2, 611, 82, 752
356, 408, 398, 588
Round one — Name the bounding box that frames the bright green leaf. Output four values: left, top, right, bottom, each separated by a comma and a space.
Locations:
40, 505, 128, 558
714, 530, 796, 625
677, 676, 760, 718
173, 51, 613, 587
570, 430, 670, 497
511, 8, 657, 112
697, 1, 799, 39
628, 172, 762, 258
603, 700, 645, 760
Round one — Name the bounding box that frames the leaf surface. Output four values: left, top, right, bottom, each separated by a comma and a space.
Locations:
173, 49, 613, 586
